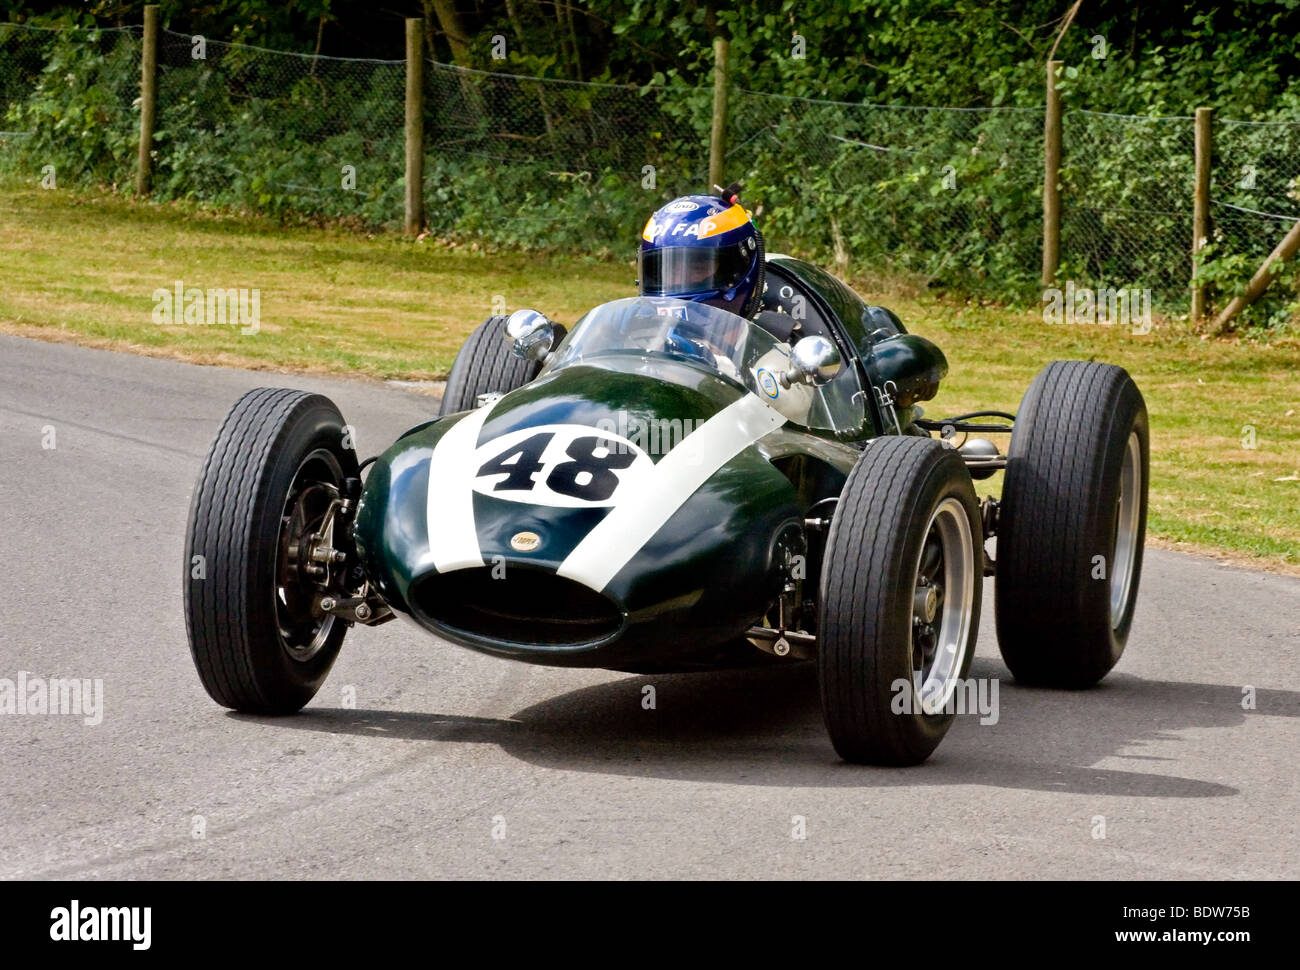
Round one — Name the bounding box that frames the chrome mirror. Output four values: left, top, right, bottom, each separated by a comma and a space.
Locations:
784, 335, 842, 387
504, 309, 556, 362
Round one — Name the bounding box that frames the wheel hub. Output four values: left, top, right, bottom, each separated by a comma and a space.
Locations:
908, 497, 975, 715
913, 582, 940, 624
275, 450, 348, 662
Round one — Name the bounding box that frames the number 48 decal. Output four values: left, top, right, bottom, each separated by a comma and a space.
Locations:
478, 432, 632, 501
470, 424, 653, 508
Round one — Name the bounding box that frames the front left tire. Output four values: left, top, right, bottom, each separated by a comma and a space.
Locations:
818, 436, 983, 765
184, 388, 357, 713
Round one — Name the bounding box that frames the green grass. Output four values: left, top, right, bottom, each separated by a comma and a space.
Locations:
0, 185, 631, 377
3, 184, 1299, 571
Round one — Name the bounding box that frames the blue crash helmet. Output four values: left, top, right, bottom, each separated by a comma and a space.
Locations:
638, 193, 765, 318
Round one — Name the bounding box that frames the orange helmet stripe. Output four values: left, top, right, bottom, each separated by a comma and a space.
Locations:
697, 203, 752, 239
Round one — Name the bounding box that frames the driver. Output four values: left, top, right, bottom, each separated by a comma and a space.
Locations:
637, 188, 766, 320
637, 188, 815, 422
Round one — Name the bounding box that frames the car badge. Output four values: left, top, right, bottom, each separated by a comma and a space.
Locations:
510, 531, 542, 552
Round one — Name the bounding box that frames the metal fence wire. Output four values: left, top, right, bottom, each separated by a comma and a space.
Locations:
0, 24, 44, 143
1060, 111, 1196, 305
728, 91, 1045, 290
1, 21, 1297, 312
422, 61, 709, 254
1214, 118, 1300, 272
152, 29, 406, 221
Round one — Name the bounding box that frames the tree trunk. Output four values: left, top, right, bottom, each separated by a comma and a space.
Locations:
553, 2, 571, 77
504, 0, 527, 52
564, 0, 583, 81
423, 0, 472, 65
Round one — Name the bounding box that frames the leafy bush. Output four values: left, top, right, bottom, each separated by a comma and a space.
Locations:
2, 26, 139, 188
1194, 240, 1300, 331
4, 3, 1300, 329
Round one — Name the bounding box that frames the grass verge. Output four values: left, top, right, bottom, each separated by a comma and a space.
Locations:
3, 184, 1298, 571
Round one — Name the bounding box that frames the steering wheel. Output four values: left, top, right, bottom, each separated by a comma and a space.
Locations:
665, 328, 719, 369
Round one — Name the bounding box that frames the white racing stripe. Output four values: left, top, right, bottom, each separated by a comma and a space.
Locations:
427, 402, 495, 572
557, 394, 786, 591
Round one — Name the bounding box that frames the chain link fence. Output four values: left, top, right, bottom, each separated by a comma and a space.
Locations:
0, 24, 49, 163
1213, 118, 1300, 275
152, 29, 406, 221
1059, 111, 1195, 306
728, 91, 1044, 292
422, 62, 710, 254
0, 24, 42, 156
3, 20, 1298, 314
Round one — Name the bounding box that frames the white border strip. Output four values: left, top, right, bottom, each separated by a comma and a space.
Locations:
557, 395, 786, 591
426, 403, 495, 572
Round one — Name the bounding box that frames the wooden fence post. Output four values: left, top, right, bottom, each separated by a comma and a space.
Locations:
1191, 106, 1212, 323
134, 5, 159, 196
405, 18, 425, 236
708, 36, 729, 192
1041, 59, 1062, 287
1210, 218, 1300, 335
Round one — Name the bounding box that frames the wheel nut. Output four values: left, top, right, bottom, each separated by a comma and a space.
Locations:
320, 596, 336, 611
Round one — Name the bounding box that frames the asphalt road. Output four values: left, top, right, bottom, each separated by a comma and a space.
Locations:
1, 334, 1297, 880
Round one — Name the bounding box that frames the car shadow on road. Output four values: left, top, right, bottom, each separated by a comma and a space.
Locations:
247, 655, 1298, 797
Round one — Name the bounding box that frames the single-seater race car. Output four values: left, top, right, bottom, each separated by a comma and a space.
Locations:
184, 254, 1148, 765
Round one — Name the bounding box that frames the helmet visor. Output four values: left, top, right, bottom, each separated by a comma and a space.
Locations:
639, 243, 751, 297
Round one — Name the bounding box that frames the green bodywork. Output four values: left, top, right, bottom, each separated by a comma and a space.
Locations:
352, 257, 946, 671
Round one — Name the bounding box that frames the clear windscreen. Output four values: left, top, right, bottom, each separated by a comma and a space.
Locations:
544, 297, 785, 392
542, 297, 865, 435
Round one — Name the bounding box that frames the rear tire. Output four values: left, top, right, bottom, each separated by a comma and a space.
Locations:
818, 437, 983, 765
184, 388, 358, 713
440, 315, 540, 415
995, 360, 1149, 688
